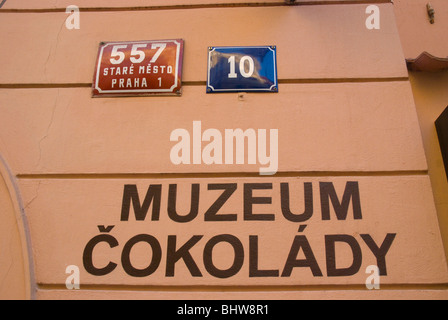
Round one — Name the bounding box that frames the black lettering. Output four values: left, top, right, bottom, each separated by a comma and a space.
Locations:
325, 234, 362, 277
361, 233, 396, 276
281, 182, 313, 222
203, 234, 244, 278
244, 183, 275, 221
281, 235, 323, 277
166, 235, 203, 277
120, 184, 161, 221
320, 181, 362, 220
168, 184, 200, 223
204, 184, 237, 221
121, 234, 162, 277
83, 234, 118, 276
249, 235, 279, 277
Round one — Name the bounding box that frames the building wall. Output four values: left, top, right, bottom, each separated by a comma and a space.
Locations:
0, 0, 447, 300
394, 0, 448, 261
409, 71, 448, 260
394, 0, 448, 59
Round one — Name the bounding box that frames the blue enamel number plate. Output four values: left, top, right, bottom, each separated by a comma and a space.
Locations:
207, 46, 278, 93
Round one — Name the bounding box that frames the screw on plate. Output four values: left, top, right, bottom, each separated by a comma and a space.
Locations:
427, 3, 435, 24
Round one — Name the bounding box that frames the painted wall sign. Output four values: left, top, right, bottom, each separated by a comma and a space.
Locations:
92, 39, 184, 97
207, 46, 278, 93
22, 174, 443, 288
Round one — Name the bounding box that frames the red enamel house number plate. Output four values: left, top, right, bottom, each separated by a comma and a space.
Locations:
92, 39, 184, 97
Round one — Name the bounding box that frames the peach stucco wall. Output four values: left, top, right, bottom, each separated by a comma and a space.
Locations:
394, 0, 448, 265
410, 71, 448, 262
0, 0, 447, 300
394, 0, 448, 59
